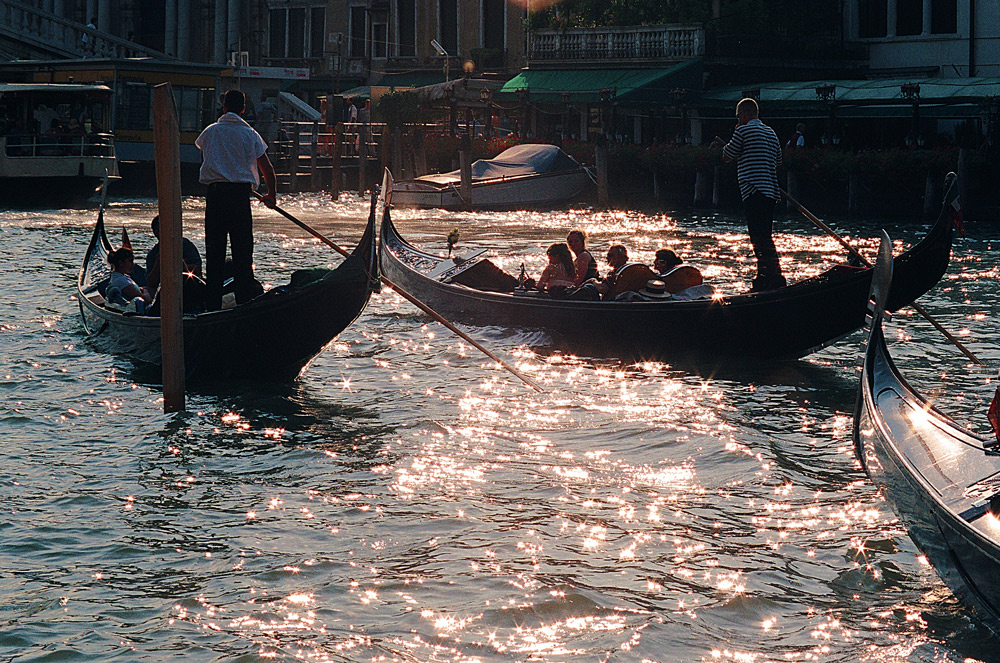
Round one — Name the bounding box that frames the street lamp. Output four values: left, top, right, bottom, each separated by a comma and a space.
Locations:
431, 39, 449, 82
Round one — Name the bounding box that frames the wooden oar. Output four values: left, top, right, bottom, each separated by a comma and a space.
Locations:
780, 187, 985, 366
253, 191, 546, 393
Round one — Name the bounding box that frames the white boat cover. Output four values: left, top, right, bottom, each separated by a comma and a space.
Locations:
416, 144, 581, 185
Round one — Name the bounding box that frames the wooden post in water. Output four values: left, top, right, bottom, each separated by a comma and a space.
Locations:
595, 135, 609, 208
392, 124, 403, 179
693, 168, 711, 206
310, 120, 320, 191
290, 124, 300, 192
712, 164, 720, 207
848, 171, 860, 215
459, 132, 473, 210
152, 83, 185, 413
358, 124, 369, 195
379, 126, 390, 179
923, 170, 938, 219
331, 122, 343, 198
414, 127, 427, 177
785, 171, 799, 212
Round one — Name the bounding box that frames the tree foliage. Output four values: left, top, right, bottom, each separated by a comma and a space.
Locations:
529, 0, 840, 41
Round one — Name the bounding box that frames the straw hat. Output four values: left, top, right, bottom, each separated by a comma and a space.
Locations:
640, 279, 672, 299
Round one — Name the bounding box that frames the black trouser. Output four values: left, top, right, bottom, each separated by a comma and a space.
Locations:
744, 191, 785, 287
204, 182, 253, 310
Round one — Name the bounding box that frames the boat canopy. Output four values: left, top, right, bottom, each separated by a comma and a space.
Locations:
417, 144, 581, 185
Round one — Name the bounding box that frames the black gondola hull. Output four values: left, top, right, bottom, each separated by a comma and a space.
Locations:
78, 210, 378, 382
381, 189, 953, 360
855, 317, 1000, 631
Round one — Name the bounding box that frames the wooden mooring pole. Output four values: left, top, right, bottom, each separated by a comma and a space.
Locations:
595, 135, 609, 208
330, 122, 343, 198
152, 83, 185, 413
459, 133, 473, 210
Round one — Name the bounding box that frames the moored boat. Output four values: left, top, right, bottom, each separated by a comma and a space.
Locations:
391, 144, 591, 210
78, 196, 380, 381
854, 234, 1000, 632
380, 175, 958, 361
0, 83, 120, 206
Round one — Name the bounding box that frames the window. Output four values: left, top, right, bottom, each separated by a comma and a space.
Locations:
482, 0, 504, 50
439, 0, 457, 54
288, 8, 305, 59
896, 0, 921, 36
270, 6, 324, 59
311, 7, 325, 57
173, 86, 212, 132
350, 6, 367, 57
372, 21, 387, 58
118, 82, 151, 130
397, 0, 415, 57
931, 0, 957, 33
269, 9, 286, 58
858, 0, 887, 38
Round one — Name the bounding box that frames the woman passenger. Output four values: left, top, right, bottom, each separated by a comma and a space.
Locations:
566, 229, 598, 286
106, 247, 152, 312
537, 242, 577, 298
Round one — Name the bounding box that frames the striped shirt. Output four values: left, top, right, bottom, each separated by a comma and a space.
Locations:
723, 119, 782, 201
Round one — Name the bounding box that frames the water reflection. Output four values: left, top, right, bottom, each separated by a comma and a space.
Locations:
3, 193, 998, 662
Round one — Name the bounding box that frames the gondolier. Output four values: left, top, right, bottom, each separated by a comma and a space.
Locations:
711, 98, 785, 292
195, 89, 277, 310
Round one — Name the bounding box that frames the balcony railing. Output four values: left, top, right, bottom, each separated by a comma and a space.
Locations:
529, 25, 704, 64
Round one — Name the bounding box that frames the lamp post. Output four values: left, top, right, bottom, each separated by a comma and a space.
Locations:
901, 83, 920, 147
482, 86, 493, 138
816, 84, 837, 148
431, 39, 449, 82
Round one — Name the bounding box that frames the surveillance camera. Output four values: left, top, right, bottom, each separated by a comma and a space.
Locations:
431, 39, 448, 56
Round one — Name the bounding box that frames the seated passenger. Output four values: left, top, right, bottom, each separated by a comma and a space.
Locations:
146, 214, 202, 292
537, 242, 577, 298
106, 247, 152, 312
146, 215, 206, 313
653, 248, 683, 276
593, 245, 656, 300
653, 247, 703, 293
566, 229, 598, 287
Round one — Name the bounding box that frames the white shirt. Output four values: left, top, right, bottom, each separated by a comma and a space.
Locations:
195, 112, 268, 185
33, 106, 58, 133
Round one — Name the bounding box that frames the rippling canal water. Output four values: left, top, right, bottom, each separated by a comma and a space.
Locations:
3, 193, 999, 663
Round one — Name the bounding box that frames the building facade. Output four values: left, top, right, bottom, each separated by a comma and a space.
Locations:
844, 0, 1000, 76
326, 0, 527, 86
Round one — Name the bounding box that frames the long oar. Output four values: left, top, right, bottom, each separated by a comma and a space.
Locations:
253, 191, 545, 392
780, 187, 984, 366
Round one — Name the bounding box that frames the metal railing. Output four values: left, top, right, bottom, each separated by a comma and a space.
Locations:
529, 25, 704, 63
2, 133, 116, 158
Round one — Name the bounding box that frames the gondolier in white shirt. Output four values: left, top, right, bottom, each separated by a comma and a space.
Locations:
711, 98, 786, 292
195, 89, 277, 310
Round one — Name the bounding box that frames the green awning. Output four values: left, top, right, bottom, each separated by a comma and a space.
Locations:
375, 72, 447, 89
499, 58, 703, 104
698, 76, 1000, 114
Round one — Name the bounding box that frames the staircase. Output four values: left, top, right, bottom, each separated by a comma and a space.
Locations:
0, 0, 172, 60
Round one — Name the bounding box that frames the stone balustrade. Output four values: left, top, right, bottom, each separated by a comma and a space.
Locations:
0, 0, 170, 60
529, 25, 704, 63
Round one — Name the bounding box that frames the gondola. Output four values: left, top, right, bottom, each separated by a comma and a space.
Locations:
78, 195, 380, 382
854, 233, 1000, 633
380, 174, 959, 360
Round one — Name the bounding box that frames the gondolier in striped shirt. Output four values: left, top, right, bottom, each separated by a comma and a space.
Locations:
711, 98, 786, 292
